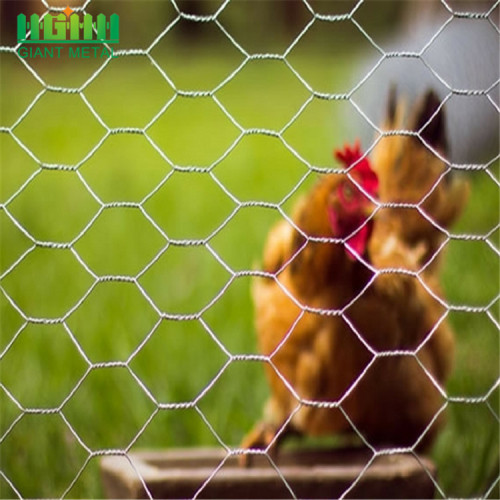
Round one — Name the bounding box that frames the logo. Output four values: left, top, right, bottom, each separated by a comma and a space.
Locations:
17, 6, 119, 59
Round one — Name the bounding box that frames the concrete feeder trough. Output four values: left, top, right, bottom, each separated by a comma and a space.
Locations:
100, 447, 436, 498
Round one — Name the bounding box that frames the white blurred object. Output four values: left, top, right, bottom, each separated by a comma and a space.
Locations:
350, 0, 499, 165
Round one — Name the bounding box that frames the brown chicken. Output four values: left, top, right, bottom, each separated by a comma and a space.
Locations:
371, 88, 470, 274
241, 90, 468, 462
367, 88, 469, 408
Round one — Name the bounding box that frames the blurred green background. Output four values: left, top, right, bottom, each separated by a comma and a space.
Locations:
0, 0, 498, 498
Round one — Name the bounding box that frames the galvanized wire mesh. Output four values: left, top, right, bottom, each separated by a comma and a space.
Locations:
0, 0, 499, 498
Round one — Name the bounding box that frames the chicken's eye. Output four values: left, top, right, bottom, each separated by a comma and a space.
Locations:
342, 183, 354, 201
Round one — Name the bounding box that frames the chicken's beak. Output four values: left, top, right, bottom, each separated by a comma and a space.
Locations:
363, 201, 376, 219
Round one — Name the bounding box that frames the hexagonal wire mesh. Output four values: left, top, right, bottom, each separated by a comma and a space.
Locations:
0, 0, 499, 498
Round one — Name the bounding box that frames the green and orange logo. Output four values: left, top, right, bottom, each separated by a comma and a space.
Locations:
17, 6, 119, 58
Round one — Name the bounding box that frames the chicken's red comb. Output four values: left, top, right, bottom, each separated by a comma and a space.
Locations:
334, 139, 378, 196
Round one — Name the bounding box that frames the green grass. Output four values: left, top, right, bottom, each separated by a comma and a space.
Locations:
1, 42, 499, 499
